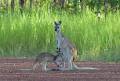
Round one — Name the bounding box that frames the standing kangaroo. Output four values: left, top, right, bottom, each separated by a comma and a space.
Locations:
54, 21, 98, 70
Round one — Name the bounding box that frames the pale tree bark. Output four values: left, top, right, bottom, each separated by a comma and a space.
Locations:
80, 0, 86, 12
5, 0, 8, 11
0, 1, 1, 11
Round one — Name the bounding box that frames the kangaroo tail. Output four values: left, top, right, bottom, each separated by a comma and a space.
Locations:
32, 58, 40, 71
32, 62, 40, 71
72, 63, 99, 70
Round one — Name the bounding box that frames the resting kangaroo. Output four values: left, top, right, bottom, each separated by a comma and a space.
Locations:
32, 52, 63, 71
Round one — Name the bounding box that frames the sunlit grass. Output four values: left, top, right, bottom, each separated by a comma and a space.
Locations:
0, 11, 120, 62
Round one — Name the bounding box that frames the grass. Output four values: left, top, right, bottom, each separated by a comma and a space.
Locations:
0, 10, 120, 62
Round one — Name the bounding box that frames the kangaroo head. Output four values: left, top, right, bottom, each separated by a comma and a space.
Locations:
54, 21, 62, 32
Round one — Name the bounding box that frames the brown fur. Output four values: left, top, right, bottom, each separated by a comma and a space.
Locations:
71, 48, 78, 61
32, 52, 63, 71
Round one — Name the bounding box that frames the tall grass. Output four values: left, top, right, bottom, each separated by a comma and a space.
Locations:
0, 10, 120, 62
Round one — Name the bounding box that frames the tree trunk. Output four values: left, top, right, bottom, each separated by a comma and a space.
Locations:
30, 0, 33, 9
0, 1, 1, 11
5, 0, 8, 11
19, 0, 25, 13
104, 0, 108, 19
80, 0, 86, 12
73, 0, 78, 12
11, 0, 15, 12
60, 0, 65, 8
97, 0, 100, 12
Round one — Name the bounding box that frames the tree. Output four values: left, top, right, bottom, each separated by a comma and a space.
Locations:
19, 0, 25, 13
30, 0, 33, 9
109, 0, 118, 12
80, 0, 86, 11
5, 0, 8, 11
0, 1, 1, 11
11, 0, 15, 12
61, 0, 65, 8
73, 0, 78, 12
104, 0, 108, 18
53, 0, 66, 9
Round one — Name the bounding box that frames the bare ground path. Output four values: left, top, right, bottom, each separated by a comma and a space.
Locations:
0, 58, 120, 81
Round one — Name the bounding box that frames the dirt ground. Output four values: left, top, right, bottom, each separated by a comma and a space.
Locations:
0, 58, 120, 81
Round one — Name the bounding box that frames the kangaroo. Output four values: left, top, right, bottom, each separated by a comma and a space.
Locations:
32, 52, 63, 71
54, 21, 98, 70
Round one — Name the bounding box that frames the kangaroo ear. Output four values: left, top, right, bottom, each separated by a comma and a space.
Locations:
59, 21, 62, 24
54, 21, 57, 25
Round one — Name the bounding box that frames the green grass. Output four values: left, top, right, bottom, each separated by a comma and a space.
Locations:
0, 10, 120, 62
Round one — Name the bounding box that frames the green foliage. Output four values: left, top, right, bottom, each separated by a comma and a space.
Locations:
0, 10, 120, 62
0, 0, 120, 62
1, 0, 120, 13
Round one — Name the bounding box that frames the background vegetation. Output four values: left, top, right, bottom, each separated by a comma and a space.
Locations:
0, 0, 120, 62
